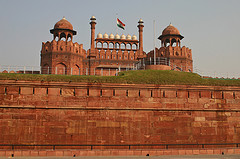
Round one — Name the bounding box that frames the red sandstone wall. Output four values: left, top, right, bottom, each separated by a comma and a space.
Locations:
1, 80, 240, 146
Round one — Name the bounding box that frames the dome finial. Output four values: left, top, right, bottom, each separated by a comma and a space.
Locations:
90, 16, 96, 22
169, 22, 172, 26
138, 18, 144, 25
63, 16, 66, 20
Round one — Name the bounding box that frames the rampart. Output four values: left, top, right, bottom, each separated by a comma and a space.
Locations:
1, 80, 240, 147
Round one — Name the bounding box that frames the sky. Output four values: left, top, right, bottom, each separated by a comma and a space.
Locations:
0, 0, 239, 77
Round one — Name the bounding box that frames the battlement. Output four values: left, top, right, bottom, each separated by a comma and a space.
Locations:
160, 46, 192, 59
41, 40, 85, 55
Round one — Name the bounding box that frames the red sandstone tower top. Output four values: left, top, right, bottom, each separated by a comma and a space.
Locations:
41, 17, 86, 75
53, 17, 74, 30
161, 24, 181, 36
158, 23, 184, 46
146, 23, 193, 72
50, 17, 77, 41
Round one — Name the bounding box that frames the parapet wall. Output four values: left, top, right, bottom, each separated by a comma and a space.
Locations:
41, 40, 85, 55
1, 80, 240, 146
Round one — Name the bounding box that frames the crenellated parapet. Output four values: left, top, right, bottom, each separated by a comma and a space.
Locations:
160, 46, 192, 59
147, 46, 192, 60
41, 40, 85, 55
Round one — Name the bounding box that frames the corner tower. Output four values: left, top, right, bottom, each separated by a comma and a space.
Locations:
40, 17, 86, 75
158, 24, 192, 72
146, 23, 193, 72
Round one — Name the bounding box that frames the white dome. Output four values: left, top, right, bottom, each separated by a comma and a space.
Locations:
132, 35, 137, 40
115, 33, 120, 39
97, 33, 102, 38
103, 33, 108, 38
120, 34, 126, 39
138, 18, 144, 25
109, 33, 114, 39
90, 16, 96, 22
126, 34, 131, 40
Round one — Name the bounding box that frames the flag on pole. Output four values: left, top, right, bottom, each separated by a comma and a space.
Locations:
117, 18, 125, 30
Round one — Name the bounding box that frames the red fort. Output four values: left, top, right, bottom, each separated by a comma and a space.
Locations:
0, 17, 240, 157
41, 16, 192, 75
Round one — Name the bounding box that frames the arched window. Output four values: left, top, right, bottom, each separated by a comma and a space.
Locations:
115, 43, 120, 49
171, 38, 177, 47
121, 43, 125, 49
126, 43, 131, 49
165, 39, 170, 47
97, 42, 102, 48
109, 43, 114, 49
60, 32, 66, 41
132, 44, 137, 50
67, 34, 72, 42
103, 42, 108, 48
54, 34, 59, 41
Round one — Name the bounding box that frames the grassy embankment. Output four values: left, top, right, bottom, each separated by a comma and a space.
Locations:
0, 70, 240, 86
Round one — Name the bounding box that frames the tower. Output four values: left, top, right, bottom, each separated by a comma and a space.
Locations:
41, 17, 86, 75
145, 23, 193, 72
87, 16, 97, 75
137, 19, 145, 59
158, 24, 193, 72
89, 16, 97, 58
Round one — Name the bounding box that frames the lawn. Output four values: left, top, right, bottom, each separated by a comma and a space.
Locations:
1, 70, 240, 86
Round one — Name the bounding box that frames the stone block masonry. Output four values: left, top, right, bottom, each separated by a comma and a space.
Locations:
1, 80, 240, 147
1, 147, 240, 157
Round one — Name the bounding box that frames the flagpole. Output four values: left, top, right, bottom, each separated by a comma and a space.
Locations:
153, 20, 156, 65
116, 13, 118, 34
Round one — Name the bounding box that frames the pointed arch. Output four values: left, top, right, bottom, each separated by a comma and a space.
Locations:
126, 43, 131, 49
72, 64, 80, 75
55, 63, 67, 75
103, 42, 108, 48
97, 42, 102, 48
132, 43, 137, 50
109, 42, 114, 49
120, 43, 126, 49
60, 32, 66, 41
115, 43, 120, 49
42, 63, 50, 74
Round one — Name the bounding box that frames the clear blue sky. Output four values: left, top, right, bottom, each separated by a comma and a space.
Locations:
0, 0, 239, 77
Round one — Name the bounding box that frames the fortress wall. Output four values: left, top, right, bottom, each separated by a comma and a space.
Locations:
1, 80, 240, 146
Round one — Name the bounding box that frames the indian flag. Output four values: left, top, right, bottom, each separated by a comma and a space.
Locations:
117, 18, 125, 30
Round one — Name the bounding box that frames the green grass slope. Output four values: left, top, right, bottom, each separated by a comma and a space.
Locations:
1, 70, 240, 86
